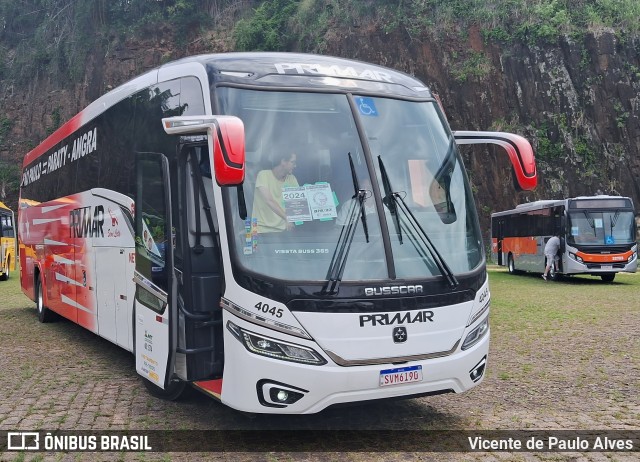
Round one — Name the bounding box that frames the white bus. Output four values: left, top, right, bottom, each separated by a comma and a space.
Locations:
492, 196, 637, 281
20, 52, 536, 413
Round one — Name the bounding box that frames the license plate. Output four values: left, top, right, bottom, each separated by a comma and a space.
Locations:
379, 365, 423, 387
601, 265, 613, 270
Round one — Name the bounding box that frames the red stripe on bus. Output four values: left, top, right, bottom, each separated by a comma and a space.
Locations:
23, 112, 84, 167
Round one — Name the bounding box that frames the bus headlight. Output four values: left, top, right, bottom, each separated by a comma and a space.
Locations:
227, 321, 327, 365
461, 316, 489, 351
570, 252, 583, 263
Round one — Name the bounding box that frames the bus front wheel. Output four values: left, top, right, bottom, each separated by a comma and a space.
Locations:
600, 273, 615, 282
142, 376, 186, 401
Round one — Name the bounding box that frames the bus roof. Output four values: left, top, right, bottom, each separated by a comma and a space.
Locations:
491, 195, 634, 217
23, 52, 431, 168
186, 52, 429, 92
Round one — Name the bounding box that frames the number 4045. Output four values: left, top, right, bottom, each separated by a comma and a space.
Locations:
255, 301, 283, 318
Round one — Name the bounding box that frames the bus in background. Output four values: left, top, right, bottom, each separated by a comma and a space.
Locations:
491, 195, 637, 282
19, 52, 536, 414
0, 200, 16, 281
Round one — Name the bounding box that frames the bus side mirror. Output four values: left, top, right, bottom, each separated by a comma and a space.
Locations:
453, 131, 537, 191
162, 115, 246, 186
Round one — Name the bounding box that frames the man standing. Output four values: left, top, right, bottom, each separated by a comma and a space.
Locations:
542, 235, 561, 280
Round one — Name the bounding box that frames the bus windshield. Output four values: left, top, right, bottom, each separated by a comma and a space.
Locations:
219, 88, 483, 282
567, 209, 636, 246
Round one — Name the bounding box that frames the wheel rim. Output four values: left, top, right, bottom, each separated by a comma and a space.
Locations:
37, 281, 43, 314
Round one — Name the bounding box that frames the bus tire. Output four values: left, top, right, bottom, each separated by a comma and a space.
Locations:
36, 275, 56, 323
0, 259, 8, 281
507, 254, 516, 274
142, 376, 186, 401
600, 273, 615, 282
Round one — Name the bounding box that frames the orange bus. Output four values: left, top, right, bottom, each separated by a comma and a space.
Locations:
492, 196, 637, 282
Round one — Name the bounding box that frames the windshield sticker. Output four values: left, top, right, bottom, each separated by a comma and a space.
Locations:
605, 235, 615, 245
571, 226, 579, 236
307, 184, 338, 220
283, 187, 313, 222
355, 97, 378, 117
273, 247, 329, 255
243, 217, 258, 255
594, 218, 603, 228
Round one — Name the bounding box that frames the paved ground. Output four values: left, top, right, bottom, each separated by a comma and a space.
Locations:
0, 269, 638, 461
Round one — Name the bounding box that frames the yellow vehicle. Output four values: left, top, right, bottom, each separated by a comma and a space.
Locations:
0, 200, 16, 281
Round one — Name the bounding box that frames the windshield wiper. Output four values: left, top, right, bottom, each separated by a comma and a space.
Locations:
321, 153, 369, 295
583, 211, 597, 236
608, 210, 620, 241
378, 154, 402, 244
378, 156, 458, 288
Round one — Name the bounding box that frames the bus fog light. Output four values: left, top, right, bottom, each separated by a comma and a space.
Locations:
268, 387, 303, 404
257, 380, 308, 408
227, 321, 327, 365
469, 356, 487, 382
461, 316, 489, 350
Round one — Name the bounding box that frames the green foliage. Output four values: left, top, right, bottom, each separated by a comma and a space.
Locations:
0, 117, 11, 147
0, 0, 223, 84
613, 102, 630, 128
450, 51, 491, 82
574, 135, 596, 167
534, 121, 564, 162
107, 0, 215, 43
46, 107, 63, 136
234, 0, 300, 51
327, 0, 640, 46
0, 159, 20, 203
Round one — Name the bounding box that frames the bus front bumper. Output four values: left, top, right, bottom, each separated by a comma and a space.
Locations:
216, 316, 490, 414
564, 255, 637, 275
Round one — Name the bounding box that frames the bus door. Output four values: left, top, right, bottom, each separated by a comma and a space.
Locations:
159, 115, 245, 384
0, 207, 16, 280
496, 219, 504, 266
133, 153, 177, 391
173, 143, 224, 381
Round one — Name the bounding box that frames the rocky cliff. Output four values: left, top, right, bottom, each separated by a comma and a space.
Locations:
1, 6, 639, 240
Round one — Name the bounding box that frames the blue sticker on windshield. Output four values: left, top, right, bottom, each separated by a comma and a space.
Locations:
355, 97, 378, 117
605, 235, 615, 245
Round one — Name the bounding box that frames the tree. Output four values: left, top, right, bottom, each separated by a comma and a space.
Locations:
0, 160, 20, 203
